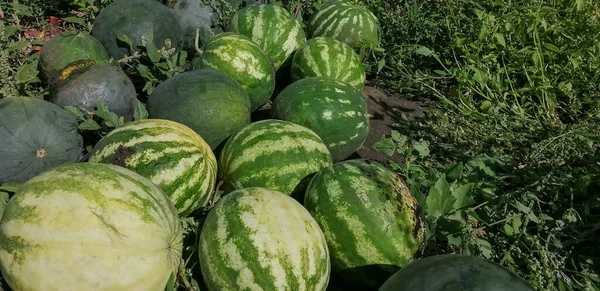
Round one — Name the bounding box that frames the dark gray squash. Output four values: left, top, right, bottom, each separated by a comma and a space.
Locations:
0, 97, 83, 184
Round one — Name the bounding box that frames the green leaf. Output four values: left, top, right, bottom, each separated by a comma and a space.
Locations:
414, 46, 434, 56
7, 40, 29, 52
377, 58, 386, 72
515, 200, 531, 213
0, 182, 23, 193
494, 33, 506, 47
3, 26, 19, 40
426, 175, 456, 218
134, 100, 149, 121
451, 183, 474, 212
0, 191, 9, 220
116, 33, 133, 51
145, 41, 161, 63
164, 272, 175, 291
413, 140, 430, 158
64, 106, 85, 120
15, 64, 39, 84
543, 43, 561, 53
94, 102, 120, 128
79, 119, 102, 131
373, 137, 396, 156
445, 163, 464, 182
63, 17, 87, 26
476, 238, 493, 258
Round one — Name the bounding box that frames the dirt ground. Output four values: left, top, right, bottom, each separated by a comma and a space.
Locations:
253, 85, 428, 166
354, 85, 428, 165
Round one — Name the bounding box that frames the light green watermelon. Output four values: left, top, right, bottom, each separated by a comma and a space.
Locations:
88, 119, 218, 217
146, 69, 251, 150
0, 163, 183, 291
308, 0, 381, 50
192, 32, 275, 112
303, 159, 426, 289
218, 119, 333, 199
272, 77, 369, 162
228, 4, 306, 70
198, 187, 330, 291
291, 37, 366, 90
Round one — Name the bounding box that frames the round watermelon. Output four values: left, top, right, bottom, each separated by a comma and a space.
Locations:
0, 163, 183, 291
303, 159, 426, 289
379, 254, 534, 291
218, 119, 333, 199
48, 61, 137, 121
146, 69, 251, 150
291, 37, 366, 90
308, 1, 381, 50
192, 32, 275, 112
88, 119, 218, 217
228, 3, 306, 70
39, 31, 109, 81
198, 187, 330, 291
0, 97, 83, 184
272, 77, 369, 162
91, 0, 182, 59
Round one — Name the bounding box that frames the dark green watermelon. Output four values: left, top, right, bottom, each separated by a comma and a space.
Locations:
0, 97, 83, 184
272, 77, 369, 161
146, 69, 251, 150
48, 61, 137, 121
91, 0, 182, 59
378, 254, 534, 291
38, 31, 109, 81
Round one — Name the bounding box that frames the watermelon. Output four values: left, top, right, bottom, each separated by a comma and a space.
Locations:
192, 32, 275, 112
379, 254, 534, 291
0, 97, 83, 184
291, 37, 366, 90
39, 31, 109, 81
218, 119, 333, 199
308, 1, 381, 50
228, 4, 306, 70
272, 77, 369, 162
172, 0, 223, 51
198, 187, 330, 291
146, 69, 251, 150
303, 159, 426, 289
48, 61, 137, 121
91, 0, 182, 59
0, 163, 183, 291
88, 119, 218, 217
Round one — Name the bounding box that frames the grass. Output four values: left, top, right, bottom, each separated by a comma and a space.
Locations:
1, 0, 599, 290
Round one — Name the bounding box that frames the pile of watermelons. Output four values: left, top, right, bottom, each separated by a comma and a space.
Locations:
0, 0, 536, 290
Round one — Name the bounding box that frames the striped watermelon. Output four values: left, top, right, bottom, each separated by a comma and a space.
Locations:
272, 77, 369, 162
228, 4, 306, 70
192, 32, 275, 112
0, 163, 183, 291
291, 37, 366, 90
218, 119, 333, 199
308, 0, 381, 50
88, 119, 218, 217
303, 159, 426, 289
198, 187, 330, 291
146, 69, 251, 150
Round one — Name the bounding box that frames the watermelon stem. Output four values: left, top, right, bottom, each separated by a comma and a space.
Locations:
178, 262, 194, 291
194, 28, 203, 56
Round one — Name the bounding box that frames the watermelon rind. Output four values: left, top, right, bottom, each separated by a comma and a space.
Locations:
291, 37, 366, 90
304, 159, 426, 289
0, 163, 183, 291
272, 77, 369, 162
88, 119, 218, 217
198, 187, 330, 291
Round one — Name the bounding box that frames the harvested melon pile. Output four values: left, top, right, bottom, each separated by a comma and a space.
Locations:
0, 1, 535, 291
